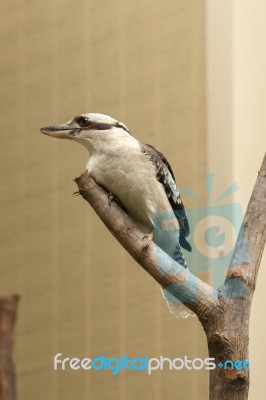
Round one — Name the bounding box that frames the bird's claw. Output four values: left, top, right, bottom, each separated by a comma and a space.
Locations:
108, 192, 115, 206
108, 192, 126, 211
142, 232, 153, 251
72, 191, 81, 197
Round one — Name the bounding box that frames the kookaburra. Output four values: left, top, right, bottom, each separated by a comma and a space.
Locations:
41, 113, 194, 318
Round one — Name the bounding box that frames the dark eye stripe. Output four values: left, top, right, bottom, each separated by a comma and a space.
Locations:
74, 116, 131, 133
115, 122, 131, 134
89, 122, 131, 132
91, 123, 113, 130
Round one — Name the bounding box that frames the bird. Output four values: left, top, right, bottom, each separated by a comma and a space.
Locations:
41, 113, 194, 318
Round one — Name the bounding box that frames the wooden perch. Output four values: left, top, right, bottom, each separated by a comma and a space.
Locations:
75, 153, 266, 400
0, 295, 19, 400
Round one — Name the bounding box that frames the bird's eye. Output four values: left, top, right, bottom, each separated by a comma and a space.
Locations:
76, 116, 90, 127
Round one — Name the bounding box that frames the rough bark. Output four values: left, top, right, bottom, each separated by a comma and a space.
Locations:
0, 295, 19, 400
74, 153, 266, 400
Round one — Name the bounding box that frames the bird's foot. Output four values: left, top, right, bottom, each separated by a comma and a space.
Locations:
108, 192, 116, 206
108, 192, 126, 211
72, 190, 81, 197
142, 231, 154, 251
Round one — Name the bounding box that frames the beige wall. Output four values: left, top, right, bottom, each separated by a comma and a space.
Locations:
0, 1, 207, 399
207, 1, 266, 399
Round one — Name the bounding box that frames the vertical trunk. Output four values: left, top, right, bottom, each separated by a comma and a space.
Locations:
207, 313, 250, 400
205, 155, 266, 399
0, 295, 19, 400
205, 261, 254, 399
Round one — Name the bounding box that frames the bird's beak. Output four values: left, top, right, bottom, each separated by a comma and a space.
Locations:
40, 123, 78, 139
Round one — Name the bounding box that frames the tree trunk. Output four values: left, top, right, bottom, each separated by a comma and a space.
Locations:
74, 154, 266, 399
0, 295, 19, 400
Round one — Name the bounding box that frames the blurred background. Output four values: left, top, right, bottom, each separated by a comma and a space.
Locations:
0, 0, 265, 399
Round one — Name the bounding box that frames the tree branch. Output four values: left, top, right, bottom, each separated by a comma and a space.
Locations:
206, 154, 266, 400
74, 153, 266, 400
222, 152, 266, 297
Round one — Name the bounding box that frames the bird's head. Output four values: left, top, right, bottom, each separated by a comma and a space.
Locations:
40, 113, 131, 151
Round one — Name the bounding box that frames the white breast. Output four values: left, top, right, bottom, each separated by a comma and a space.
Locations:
86, 139, 172, 229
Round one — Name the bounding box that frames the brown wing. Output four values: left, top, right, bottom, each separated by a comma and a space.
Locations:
141, 143, 191, 251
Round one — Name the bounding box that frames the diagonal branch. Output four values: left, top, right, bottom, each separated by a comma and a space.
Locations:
221, 153, 266, 298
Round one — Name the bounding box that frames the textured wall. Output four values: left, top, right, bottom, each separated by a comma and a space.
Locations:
0, 0, 207, 399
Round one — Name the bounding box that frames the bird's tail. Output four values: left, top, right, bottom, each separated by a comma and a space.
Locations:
161, 289, 195, 318
162, 244, 195, 318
